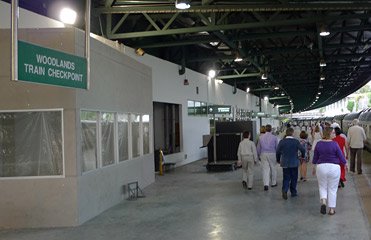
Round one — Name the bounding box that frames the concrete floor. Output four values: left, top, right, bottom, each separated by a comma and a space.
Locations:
1, 152, 370, 240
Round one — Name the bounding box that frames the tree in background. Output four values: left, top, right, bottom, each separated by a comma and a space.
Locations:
359, 84, 371, 94
355, 95, 362, 111
347, 101, 355, 112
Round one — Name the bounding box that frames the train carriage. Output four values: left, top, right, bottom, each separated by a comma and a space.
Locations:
359, 108, 371, 151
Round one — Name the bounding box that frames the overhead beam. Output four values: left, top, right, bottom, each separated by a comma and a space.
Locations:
105, 0, 115, 7
202, 0, 214, 5
187, 55, 235, 62
251, 87, 274, 92
218, 73, 261, 79
107, 13, 371, 39
269, 96, 289, 100
222, 78, 263, 83
135, 30, 313, 48
95, 4, 371, 14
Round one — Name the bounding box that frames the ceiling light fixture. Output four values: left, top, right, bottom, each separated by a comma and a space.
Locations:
274, 86, 279, 90
319, 24, 330, 37
261, 73, 268, 80
320, 59, 326, 67
59, 7, 77, 25
208, 69, 216, 78
246, 87, 250, 93
215, 79, 223, 84
175, 0, 191, 9
264, 96, 269, 101
234, 53, 243, 62
135, 48, 145, 56
281, 93, 285, 96
320, 75, 325, 81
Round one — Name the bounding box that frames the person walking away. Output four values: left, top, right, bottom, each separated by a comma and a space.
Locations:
256, 125, 266, 144
276, 128, 305, 199
237, 131, 258, 190
347, 119, 367, 174
312, 127, 347, 215
333, 127, 347, 187
257, 124, 279, 191
293, 125, 301, 139
312, 125, 322, 148
310, 125, 322, 161
299, 131, 311, 181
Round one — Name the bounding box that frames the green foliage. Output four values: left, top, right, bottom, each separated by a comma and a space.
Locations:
359, 84, 371, 94
347, 101, 354, 112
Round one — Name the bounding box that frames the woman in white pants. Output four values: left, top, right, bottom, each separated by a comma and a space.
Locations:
312, 127, 347, 215
237, 131, 258, 190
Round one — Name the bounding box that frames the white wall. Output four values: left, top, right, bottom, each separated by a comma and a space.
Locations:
125, 48, 279, 166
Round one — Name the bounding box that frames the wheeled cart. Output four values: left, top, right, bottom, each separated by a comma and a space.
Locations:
204, 121, 257, 172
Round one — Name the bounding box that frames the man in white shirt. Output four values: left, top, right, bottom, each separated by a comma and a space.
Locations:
237, 131, 259, 190
347, 119, 367, 174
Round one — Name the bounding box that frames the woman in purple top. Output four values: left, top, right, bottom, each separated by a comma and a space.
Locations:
312, 127, 347, 215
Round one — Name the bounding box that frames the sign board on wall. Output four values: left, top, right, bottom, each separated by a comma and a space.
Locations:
208, 105, 231, 114
18, 41, 87, 89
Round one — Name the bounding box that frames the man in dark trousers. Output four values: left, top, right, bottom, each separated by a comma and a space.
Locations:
276, 127, 306, 200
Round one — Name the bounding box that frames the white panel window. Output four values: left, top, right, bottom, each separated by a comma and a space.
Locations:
131, 114, 141, 158
195, 101, 201, 115
187, 100, 195, 115
118, 113, 129, 162
142, 114, 150, 155
0, 110, 63, 177
101, 112, 115, 166
81, 111, 98, 172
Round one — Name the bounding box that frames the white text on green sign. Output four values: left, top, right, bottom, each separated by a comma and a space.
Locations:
18, 41, 87, 89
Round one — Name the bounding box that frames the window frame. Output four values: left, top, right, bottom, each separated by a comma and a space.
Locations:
80, 109, 100, 174
117, 112, 130, 163
100, 111, 117, 168
80, 109, 152, 175
0, 108, 65, 179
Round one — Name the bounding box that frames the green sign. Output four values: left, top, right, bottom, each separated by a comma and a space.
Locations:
208, 105, 231, 114
18, 40, 87, 89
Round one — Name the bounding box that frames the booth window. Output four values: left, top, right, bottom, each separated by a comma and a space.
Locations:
142, 114, 150, 155
101, 112, 115, 166
187, 100, 195, 115
81, 111, 98, 172
188, 100, 207, 116
0, 110, 63, 177
118, 113, 129, 162
131, 114, 141, 158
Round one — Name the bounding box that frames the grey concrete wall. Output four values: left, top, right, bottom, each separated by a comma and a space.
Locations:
74, 31, 154, 224
78, 154, 154, 224
0, 28, 154, 228
0, 29, 79, 228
